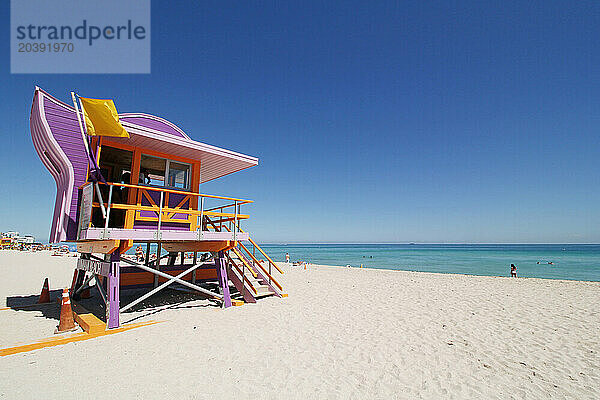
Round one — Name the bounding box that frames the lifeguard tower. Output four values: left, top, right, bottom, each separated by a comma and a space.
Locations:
30, 87, 285, 329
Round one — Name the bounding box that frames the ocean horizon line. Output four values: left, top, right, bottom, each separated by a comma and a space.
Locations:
257, 242, 600, 245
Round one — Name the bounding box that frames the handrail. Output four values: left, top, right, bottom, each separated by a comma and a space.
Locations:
87, 181, 253, 204
226, 253, 258, 295
92, 202, 249, 219
222, 226, 283, 290
236, 242, 273, 284
231, 247, 283, 291
204, 217, 226, 233
229, 250, 258, 278
230, 250, 258, 278
243, 238, 284, 275
204, 202, 238, 212
233, 224, 283, 275
206, 218, 284, 277
230, 248, 258, 280
238, 243, 283, 290
204, 219, 257, 280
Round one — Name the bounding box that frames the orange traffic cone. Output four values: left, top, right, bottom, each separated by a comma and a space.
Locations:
55, 288, 77, 334
38, 278, 51, 303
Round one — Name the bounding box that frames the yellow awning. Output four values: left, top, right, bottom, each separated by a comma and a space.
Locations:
79, 97, 130, 138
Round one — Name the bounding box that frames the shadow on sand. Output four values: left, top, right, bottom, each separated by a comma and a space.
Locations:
5, 290, 63, 321
4, 285, 227, 325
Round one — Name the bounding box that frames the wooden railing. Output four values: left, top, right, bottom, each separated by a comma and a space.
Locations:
234, 243, 283, 290
205, 218, 284, 291
89, 181, 253, 204
221, 221, 284, 276
85, 181, 252, 237
226, 252, 258, 295
242, 236, 284, 275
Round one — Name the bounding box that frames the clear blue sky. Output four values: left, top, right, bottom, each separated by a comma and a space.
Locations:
1, 1, 599, 243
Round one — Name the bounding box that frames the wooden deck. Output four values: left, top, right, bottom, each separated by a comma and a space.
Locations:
80, 228, 249, 242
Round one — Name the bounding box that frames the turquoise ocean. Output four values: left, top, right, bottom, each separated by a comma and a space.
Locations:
78, 243, 600, 282
259, 244, 600, 282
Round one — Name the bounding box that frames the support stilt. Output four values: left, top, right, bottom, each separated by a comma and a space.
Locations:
192, 252, 197, 283
168, 252, 177, 266
145, 243, 150, 266
215, 251, 232, 308
107, 249, 120, 329
71, 268, 86, 300
154, 243, 161, 288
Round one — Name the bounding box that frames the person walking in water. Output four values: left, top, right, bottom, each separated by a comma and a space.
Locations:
510, 264, 517, 278
285, 252, 290, 264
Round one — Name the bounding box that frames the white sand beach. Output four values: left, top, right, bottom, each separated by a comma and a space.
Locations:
0, 250, 599, 399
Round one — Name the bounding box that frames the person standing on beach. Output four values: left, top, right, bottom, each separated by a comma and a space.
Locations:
510, 264, 517, 277
135, 245, 144, 262
285, 252, 290, 264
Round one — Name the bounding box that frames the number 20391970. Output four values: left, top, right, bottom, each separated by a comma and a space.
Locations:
18, 42, 74, 52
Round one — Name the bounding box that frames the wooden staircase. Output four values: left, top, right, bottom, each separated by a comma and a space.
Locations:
226, 247, 285, 303
228, 254, 275, 300
204, 215, 286, 304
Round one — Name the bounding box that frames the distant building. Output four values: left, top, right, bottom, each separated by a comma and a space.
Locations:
16, 235, 35, 244
0, 237, 12, 248
1, 232, 36, 246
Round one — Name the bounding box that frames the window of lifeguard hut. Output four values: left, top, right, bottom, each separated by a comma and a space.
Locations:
99, 146, 133, 186
167, 161, 190, 189
140, 154, 191, 190
97, 146, 133, 204
140, 155, 166, 186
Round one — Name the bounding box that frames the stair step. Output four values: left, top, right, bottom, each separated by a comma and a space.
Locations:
254, 284, 272, 293
253, 291, 276, 299
234, 285, 274, 298
230, 269, 271, 294
227, 246, 281, 301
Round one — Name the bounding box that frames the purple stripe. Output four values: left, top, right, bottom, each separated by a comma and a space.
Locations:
120, 278, 217, 291
44, 110, 79, 121
120, 264, 216, 273
43, 119, 82, 133
133, 221, 190, 230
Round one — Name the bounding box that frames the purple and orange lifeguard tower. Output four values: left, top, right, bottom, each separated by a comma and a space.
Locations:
30, 87, 285, 329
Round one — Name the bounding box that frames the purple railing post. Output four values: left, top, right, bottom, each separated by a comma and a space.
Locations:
215, 251, 232, 308
107, 248, 121, 329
